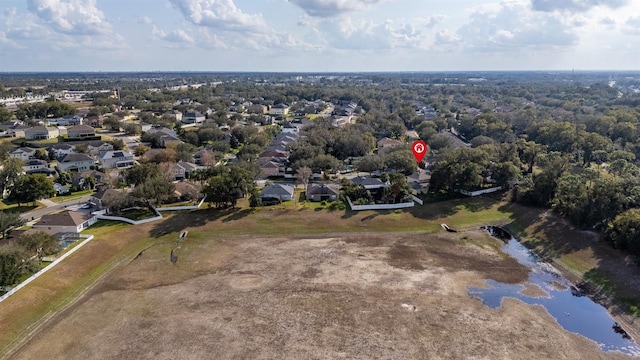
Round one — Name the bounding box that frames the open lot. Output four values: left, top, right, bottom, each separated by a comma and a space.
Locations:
1, 197, 639, 359
7, 230, 628, 360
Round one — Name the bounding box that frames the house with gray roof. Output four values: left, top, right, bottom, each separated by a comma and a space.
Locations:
32, 211, 97, 235
25, 126, 59, 140
306, 183, 340, 202
57, 153, 95, 172
99, 150, 134, 169
261, 183, 295, 201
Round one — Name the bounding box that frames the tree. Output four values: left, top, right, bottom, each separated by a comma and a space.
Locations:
0, 158, 24, 194
605, 209, 640, 256
296, 166, 312, 190
19, 232, 61, 258
131, 175, 175, 204
125, 163, 162, 186
0, 212, 25, 239
12, 174, 55, 206
383, 149, 417, 175
109, 139, 126, 151
356, 155, 385, 173
134, 145, 150, 156
0, 244, 38, 287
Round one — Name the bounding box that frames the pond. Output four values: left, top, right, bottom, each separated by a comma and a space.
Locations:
468, 227, 640, 356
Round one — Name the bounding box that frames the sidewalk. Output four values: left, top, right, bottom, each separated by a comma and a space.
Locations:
39, 199, 57, 207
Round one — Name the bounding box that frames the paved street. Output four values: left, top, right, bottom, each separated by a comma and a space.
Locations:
21, 195, 93, 221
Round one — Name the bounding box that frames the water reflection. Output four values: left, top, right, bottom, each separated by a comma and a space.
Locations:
469, 232, 640, 356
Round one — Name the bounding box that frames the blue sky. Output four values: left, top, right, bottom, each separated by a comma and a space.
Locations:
0, 0, 639, 71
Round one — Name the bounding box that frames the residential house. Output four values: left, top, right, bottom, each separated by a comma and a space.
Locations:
377, 137, 403, 155
163, 110, 183, 121
181, 112, 205, 125
67, 124, 96, 139
99, 150, 134, 169
140, 123, 153, 133
281, 124, 299, 134
85, 115, 104, 128
306, 183, 340, 202
0, 120, 23, 132
259, 149, 288, 159
261, 183, 295, 201
25, 126, 59, 140
32, 211, 97, 235
247, 104, 268, 114
7, 125, 30, 138
90, 188, 123, 209
10, 147, 36, 161
48, 115, 83, 126
408, 171, 431, 195
57, 153, 95, 172
85, 140, 114, 156
169, 161, 204, 180
258, 157, 286, 178
73, 170, 107, 189
269, 103, 290, 115
53, 183, 71, 195
351, 176, 389, 190
146, 127, 181, 148
49, 143, 76, 158
194, 149, 215, 166
23, 159, 49, 173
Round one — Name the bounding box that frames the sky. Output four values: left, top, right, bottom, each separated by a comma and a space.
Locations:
0, 0, 639, 72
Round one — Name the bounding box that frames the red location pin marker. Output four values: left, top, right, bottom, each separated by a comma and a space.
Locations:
411, 140, 428, 163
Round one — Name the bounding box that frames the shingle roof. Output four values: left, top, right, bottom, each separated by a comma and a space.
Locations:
58, 153, 94, 163
261, 184, 294, 196
35, 211, 91, 227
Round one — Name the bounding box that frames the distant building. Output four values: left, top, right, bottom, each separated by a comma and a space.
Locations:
48, 115, 83, 126
182, 112, 205, 124
269, 103, 290, 115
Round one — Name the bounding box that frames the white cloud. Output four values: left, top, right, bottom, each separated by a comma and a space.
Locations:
288, 0, 387, 17
623, 16, 640, 35
168, 0, 269, 32
530, 0, 629, 13
457, 1, 579, 51
26, 0, 113, 35
152, 26, 196, 48
308, 16, 446, 51
138, 16, 153, 24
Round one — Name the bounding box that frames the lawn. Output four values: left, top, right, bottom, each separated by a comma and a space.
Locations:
0, 200, 42, 213
50, 190, 95, 203
119, 207, 158, 221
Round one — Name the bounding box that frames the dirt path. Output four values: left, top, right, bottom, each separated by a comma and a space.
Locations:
7, 231, 632, 360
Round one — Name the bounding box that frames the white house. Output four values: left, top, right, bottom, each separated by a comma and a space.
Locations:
99, 150, 134, 169
85, 141, 114, 156
57, 153, 95, 172
169, 161, 205, 180
49, 143, 76, 157
32, 211, 98, 235
181, 112, 205, 125
22, 159, 49, 173
48, 115, 83, 126
24, 126, 59, 140
269, 103, 290, 115
10, 147, 36, 161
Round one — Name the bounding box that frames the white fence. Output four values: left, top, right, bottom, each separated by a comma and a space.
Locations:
346, 197, 415, 211
96, 213, 162, 225
457, 186, 504, 197
0, 235, 94, 303
411, 195, 424, 205
156, 196, 207, 212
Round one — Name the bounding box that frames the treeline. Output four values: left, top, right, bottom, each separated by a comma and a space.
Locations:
0, 232, 60, 287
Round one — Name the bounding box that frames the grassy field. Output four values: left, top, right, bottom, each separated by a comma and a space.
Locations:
0, 200, 42, 213
1, 196, 640, 358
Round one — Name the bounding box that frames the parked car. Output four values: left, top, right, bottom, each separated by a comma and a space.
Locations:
80, 203, 92, 209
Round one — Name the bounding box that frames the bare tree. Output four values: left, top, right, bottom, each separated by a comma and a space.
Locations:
295, 166, 313, 193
